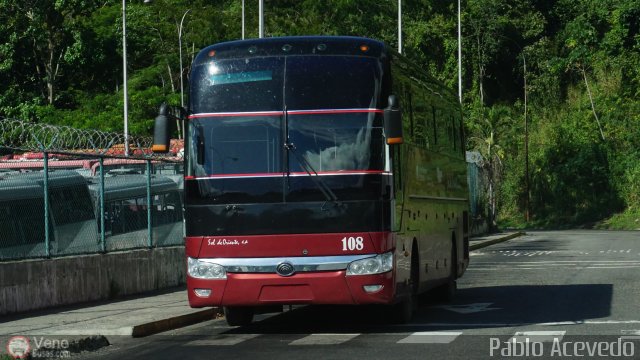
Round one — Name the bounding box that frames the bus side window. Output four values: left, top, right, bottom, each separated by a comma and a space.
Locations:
458, 113, 466, 155
392, 145, 404, 232
392, 145, 402, 193
432, 107, 439, 147
411, 83, 428, 149
436, 109, 452, 154
399, 84, 413, 144
450, 114, 456, 153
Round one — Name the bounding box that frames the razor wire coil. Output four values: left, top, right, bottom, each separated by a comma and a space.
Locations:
0, 117, 163, 156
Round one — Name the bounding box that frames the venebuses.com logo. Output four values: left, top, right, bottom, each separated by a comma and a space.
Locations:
6, 336, 30, 359
5, 335, 71, 359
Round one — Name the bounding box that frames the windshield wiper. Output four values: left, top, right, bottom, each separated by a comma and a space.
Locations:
281, 96, 342, 210
284, 141, 343, 210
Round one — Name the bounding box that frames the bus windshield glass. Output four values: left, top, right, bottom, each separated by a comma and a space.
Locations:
189, 55, 384, 176
287, 113, 384, 173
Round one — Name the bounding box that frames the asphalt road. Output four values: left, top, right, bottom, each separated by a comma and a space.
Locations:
82, 230, 640, 360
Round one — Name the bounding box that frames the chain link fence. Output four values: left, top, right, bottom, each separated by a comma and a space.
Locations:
0, 118, 184, 261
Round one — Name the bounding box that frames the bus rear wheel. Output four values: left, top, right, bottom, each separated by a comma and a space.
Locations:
224, 306, 254, 326
435, 241, 457, 302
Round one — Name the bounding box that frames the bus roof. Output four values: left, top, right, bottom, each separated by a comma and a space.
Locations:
0, 177, 43, 201
17, 170, 88, 188
194, 36, 386, 64
87, 175, 178, 201
0, 170, 88, 201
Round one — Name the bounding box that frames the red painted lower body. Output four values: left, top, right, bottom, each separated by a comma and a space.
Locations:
187, 270, 396, 307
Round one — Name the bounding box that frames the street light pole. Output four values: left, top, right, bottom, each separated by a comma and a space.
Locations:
457, 0, 462, 104
523, 51, 529, 222
259, 0, 264, 38
178, 9, 191, 141
242, 0, 245, 39
178, 9, 191, 110
398, 0, 402, 54
122, 0, 129, 157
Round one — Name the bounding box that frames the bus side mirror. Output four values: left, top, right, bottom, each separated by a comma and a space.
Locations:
152, 103, 170, 153
384, 95, 403, 145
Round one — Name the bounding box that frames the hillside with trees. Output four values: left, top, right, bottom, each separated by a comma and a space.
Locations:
0, 0, 638, 229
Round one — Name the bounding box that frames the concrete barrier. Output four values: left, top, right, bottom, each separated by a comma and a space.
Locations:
0, 246, 185, 316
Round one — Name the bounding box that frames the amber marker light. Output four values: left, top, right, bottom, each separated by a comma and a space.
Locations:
359, 44, 369, 52
152, 144, 168, 152
386, 137, 403, 145
208, 50, 216, 57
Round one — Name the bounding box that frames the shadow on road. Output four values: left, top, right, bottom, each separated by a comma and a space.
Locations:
222, 284, 612, 334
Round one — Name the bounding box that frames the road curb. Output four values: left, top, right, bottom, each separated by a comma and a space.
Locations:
469, 231, 526, 251
131, 308, 221, 337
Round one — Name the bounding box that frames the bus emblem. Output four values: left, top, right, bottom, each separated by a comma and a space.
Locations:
276, 262, 295, 277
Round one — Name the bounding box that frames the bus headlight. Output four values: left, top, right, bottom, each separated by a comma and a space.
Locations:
188, 257, 227, 279
346, 252, 393, 276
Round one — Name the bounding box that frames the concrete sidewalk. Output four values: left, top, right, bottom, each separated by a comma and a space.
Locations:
0, 231, 523, 349
0, 288, 217, 339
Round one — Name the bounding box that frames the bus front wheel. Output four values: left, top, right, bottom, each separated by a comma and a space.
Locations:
224, 306, 254, 326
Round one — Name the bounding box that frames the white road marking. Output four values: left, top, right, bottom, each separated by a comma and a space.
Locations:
509, 331, 565, 343
471, 259, 640, 270
476, 260, 640, 264
186, 334, 260, 346
620, 330, 640, 340
405, 320, 640, 327
397, 331, 463, 344
289, 333, 360, 345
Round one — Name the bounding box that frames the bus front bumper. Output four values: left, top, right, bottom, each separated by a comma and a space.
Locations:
187, 270, 395, 307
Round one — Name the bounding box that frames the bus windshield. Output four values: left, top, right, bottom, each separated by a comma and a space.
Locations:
189, 54, 385, 177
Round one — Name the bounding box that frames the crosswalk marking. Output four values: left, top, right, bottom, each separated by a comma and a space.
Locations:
289, 333, 360, 345
509, 331, 565, 343
186, 334, 260, 346
183, 328, 640, 346
397, 331, 463, 344
620, 330, 640, 340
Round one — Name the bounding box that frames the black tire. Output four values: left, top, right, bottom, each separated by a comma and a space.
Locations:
435, 241, 458, 302
224, 306, 254, 326
388, 295, 414, 324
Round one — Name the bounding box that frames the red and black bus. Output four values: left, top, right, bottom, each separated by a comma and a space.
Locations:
153, 36, 469, 325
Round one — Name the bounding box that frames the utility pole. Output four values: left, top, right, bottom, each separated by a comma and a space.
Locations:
122, 0, 129, 157
178, 9, 191, 140
242, 0, 245, 39
457, 0, 462, 104
259, 0, 264, 38
523, 52, 530, 222
398, 0, 402, 53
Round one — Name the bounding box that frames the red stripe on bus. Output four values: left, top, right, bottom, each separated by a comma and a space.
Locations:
189, 111, 284, 118
287, 109, 383, 115
189, 109, 383, 119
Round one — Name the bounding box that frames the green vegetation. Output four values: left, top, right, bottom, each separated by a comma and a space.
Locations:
0, 0, 638, 229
